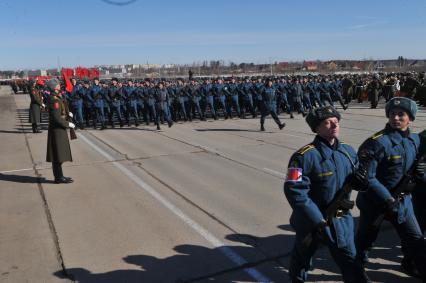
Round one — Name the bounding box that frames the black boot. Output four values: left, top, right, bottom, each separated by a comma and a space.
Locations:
401, 257, 421, 279
260, 125, 265, 131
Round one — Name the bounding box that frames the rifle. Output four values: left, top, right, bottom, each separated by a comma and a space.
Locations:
302, 157, 373, 247
373, 129, 426, 227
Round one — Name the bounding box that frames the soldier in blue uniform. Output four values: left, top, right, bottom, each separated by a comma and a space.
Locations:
175, 79, 188, 121
284, 106, 370, 283
318, 77, 334, 107
224, 78, 241, 118
108, 78, 124, 128
301, 77, 313, 112
69, 78, 84, 129
259, 79, 285, 131
200, 79, 216, 120
188, 80, 205, 121
123, 79, 139, 127
213, 78, 229, 119
238, 77, 256, 119
81, 80, 94, 128
275, 77, 293, 118
355, 97, 426, 281
154, 82, 173, 130
289, 78, 306, 116
90, 78, 106, 130
100, 80, 111, 128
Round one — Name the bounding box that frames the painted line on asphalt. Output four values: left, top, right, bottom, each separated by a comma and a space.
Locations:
263, 168, 286, 179
79, 133, 271, 283
0, 167, 35, 174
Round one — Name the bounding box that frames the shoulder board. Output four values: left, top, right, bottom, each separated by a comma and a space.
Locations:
340, 140, 348, 145
297, 144, 315, 155
370, 130, 385, 140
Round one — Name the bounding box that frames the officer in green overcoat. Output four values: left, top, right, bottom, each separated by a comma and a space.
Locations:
29, 80, 45, 133
45, 79, 75, 184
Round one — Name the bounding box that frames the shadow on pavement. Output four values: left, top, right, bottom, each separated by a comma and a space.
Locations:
0, 173, 55, 184
51, 226, 418, 283
195, 128, 272, 133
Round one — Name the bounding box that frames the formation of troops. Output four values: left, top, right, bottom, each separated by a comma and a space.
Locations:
22, 71, 426, 133
19, 71, 426, 282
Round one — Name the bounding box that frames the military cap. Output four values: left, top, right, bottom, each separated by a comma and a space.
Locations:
46, 78, 60, 91
306, 106, 341, 133
385, 97, 417, 121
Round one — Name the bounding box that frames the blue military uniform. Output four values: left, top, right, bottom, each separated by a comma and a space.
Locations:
355, 97, 426, 281
355, 125, 426, 280
213, 82, 229, 119
224, 81, 241, 118
122, 83, 139, 126
318, 79, 334, 107
259, 84, 285, 131
285, 135, 368, 283
90, 83, 105, 129
69, 82, 84, 129
108, 82, 124, 128
154, 86, 173, 130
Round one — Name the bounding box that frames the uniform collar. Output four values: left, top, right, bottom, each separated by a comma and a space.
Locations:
313, 135, 341, 160
384, 123, 409, 145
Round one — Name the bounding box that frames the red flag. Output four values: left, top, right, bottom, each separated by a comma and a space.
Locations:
61, 68, 73, 93
36, 76, 45, 86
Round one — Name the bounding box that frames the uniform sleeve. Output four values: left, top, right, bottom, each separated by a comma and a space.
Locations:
358, 139, 392, 203
50, 102, 69, 129
284, 153, 324, 230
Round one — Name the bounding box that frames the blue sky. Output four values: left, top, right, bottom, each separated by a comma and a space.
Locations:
1, 0, 426, 70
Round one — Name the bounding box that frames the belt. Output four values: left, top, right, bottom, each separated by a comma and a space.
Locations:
335, 209, 349, 218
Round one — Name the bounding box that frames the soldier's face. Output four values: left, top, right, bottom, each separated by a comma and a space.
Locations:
316, 117, 340, 141
388, 108, 410, 131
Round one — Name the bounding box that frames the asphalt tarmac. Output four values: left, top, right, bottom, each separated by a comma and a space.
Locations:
0, 85, 423, 282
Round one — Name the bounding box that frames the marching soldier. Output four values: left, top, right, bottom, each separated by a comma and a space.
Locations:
259, 78, 285, 131
154, 82, 173, 130
355, 97, 426, 281
366, 74, 382, 109
45, 79, 75, 184
284, 106, 369, 283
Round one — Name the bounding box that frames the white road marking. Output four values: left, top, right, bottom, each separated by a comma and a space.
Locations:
0, 167, 35, 174
263, 168, 286, 179
79, 134, 271, 283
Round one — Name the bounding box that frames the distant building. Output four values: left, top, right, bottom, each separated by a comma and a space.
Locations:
303, 61, 318, 71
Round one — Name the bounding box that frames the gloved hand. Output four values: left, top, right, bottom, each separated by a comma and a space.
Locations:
414, 161, 426, 180
68, 122, 76, 129
350, 167, 368, 191
315, 219, 329, 241
42, 103, 46, 108
385, 197, 398, 217
68, 112, 74, 118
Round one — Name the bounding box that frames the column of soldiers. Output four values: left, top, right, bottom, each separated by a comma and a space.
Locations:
22, 71, 426, 133
39, 75, 351, 132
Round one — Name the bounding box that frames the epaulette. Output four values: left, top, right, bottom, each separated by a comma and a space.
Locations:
297, 144, 315, 155
370, 130, 385, 140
